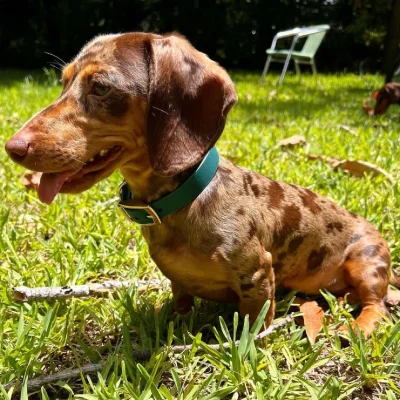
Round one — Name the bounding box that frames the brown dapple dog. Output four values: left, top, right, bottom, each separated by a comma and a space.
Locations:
5, 33, 400, 337
373, 82, 400, 115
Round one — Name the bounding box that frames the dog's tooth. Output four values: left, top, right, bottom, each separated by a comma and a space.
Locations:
99, 149, 108, 157
89, 157, 94, 162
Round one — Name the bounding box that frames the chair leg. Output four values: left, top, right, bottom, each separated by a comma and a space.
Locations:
260, 56, 272, 85
311, 60, 318, 79
279, 54, 292, 85
294, 61, 301, 81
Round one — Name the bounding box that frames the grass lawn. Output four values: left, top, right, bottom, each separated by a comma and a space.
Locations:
1, 69, 400, 399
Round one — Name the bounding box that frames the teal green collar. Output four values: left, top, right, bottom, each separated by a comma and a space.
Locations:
118, 147, 219, 226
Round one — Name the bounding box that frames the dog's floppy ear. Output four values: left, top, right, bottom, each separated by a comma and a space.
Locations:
146, 34, 237, 176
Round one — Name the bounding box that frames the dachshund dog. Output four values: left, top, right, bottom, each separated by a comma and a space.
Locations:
5, 33, 400, 337
373, 82, 400, 115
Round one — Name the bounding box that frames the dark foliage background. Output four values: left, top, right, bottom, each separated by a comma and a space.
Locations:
0, 0, 396, 72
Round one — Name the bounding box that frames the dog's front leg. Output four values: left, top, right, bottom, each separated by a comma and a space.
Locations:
237, 251, 275, 326
171, 281, 195, 314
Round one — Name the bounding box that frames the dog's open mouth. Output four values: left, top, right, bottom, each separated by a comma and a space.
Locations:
38, 146, 121, 204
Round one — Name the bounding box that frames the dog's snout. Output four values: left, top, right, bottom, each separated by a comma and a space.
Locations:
5, 131, 32, 163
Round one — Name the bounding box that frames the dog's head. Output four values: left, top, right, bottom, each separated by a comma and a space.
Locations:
5, 33, 237, 204
373, 82, 400, 115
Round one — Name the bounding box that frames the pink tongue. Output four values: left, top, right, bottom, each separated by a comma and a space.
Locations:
38, 172, 71, 205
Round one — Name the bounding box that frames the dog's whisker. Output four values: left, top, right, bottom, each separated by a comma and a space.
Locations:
48, 62, 63, 72
69, 156, 86, 166
72, 165, 83, 172
151, 106, 169, 115
44, 51, 67, 66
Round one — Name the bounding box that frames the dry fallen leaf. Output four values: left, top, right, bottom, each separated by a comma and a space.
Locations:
22, 172, 42, 191
295, 297, 324, 345
279, 135, 306, 148
245, 93, 252, 101
307, 154, 394, 184
335, 160, 394, 183
386, 289, 400, 307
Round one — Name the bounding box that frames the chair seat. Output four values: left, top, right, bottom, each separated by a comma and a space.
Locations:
261, 25, 329, 85
266, 49, 313, 60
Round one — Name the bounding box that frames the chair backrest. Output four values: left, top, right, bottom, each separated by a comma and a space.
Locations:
299, 25, 330, 58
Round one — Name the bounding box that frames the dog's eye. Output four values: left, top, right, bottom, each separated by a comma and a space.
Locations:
92, 82, 111, 96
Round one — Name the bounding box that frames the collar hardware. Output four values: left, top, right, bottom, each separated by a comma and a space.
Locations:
118, 197, 162, 226
118, 146, 219, 226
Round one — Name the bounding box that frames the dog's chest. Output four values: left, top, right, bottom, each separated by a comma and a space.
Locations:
143, 227, 237, 302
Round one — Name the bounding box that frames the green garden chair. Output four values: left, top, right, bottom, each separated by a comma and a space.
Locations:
260, 25, 330, 85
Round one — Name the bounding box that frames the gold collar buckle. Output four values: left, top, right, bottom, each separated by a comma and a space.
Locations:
118, 198, 162, 226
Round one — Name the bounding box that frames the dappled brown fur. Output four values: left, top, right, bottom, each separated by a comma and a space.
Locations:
373, 82, 400, 115
6, 32, 399, 337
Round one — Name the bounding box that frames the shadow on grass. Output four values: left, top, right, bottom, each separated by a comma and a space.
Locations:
127, 297, 240, 346
235, 92, 341, 123
231, 83, 369, 122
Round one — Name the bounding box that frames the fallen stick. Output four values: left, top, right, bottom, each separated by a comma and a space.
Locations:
13, 279, 164, 302
172, 313, 294, 352
4, 314, 294, 393
3, 362, 106, 393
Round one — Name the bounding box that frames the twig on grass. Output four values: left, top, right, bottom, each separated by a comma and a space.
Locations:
3, 314, 294, 393
12, 279, 164, 302
4, 362, 106, 393
171, 312, 295, 352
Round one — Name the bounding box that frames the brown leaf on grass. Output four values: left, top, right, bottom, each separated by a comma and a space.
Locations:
386, 289, 400, 307
307, 154, 394, 184
335, 160, 394, 183
279, 135, 306, 148
295, 297, 324, 345
22, 172, 42, 191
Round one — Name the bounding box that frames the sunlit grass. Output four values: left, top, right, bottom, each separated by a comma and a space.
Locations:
0, 69, 399, 398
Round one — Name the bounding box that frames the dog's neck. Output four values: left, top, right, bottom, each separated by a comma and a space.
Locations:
120, 155, 192, 204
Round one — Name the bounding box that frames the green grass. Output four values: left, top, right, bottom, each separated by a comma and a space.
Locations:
1, 69, 400, 399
